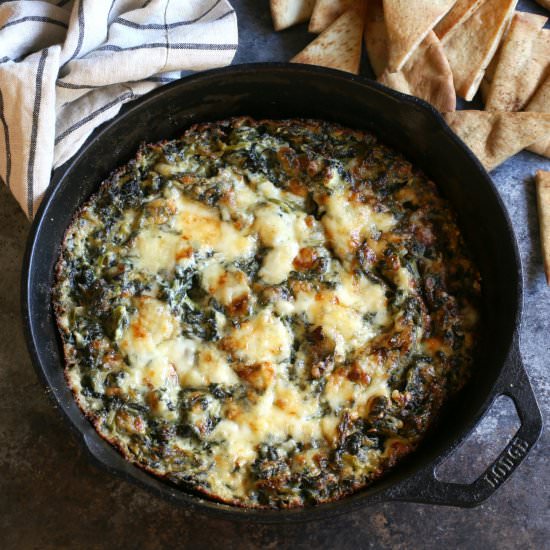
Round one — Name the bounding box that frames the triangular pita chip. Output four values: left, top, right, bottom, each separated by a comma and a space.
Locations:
309, 0, 356, 33
291, 8, 365, 74
379, 31, 456, 112
443, 0, 517, 101
364, 0, 389, 77
480, 16, 514, 104
526, 76, 550, 158
535, 0, 550, 9
384, 0, 456, 72
485, 12, 549, 111
536, 170, 550, 285
444, 111, 550, 171
435, 0, 484, 42
271, 0, 316, 31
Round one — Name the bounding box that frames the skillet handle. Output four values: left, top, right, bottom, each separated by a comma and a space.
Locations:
386, 334, 543, 507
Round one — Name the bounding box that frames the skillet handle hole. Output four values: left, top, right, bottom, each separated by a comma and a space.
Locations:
434, 396, 520, 485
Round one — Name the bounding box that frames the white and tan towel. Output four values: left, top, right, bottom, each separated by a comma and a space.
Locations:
0, 0, 238, 218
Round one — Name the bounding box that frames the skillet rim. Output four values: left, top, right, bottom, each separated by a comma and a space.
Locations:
21, 62, 526, 522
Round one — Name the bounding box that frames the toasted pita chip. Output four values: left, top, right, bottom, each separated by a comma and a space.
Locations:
483, 26, 550, 106
364, 0, 389, 77
309, 0, 355, 33
479, 7, 522, 103
444, 111, 550, 171
526, 76, 550, 158
271, 0, 316, 31
536, 170, 550, 285
291, 8, 365, 74
435, 0, 484, 42
443, 0, 517, 101
485, 12, 548, 111
535, 0, 550, 10
481, 15, 548, 106
384, 0, 456, 72
379, 31, 456, 112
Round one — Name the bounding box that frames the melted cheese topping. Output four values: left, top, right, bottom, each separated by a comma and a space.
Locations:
254, 204, 314, 284
294, 272, 390, 357
213, 380, 323, 463
134, 194, 256, 273
120, 297, 180, 360
177, 197, 256, 260
222, 310, 292, 364
322, 190, 396, 260
201, 262, 251, 307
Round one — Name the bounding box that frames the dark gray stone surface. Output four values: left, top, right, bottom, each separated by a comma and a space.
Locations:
1, 1, 549, 548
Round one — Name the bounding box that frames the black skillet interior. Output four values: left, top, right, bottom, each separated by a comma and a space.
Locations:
22, 64, 541, 522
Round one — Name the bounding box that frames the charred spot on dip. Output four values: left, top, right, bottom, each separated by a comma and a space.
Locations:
53, 117, 481, 508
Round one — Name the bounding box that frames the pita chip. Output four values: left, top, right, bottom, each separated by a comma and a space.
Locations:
443, 0, 517, 101
526, 76, 550, 158
444, 111, 550, 171
291, 7, 365, 74
479, 8, 526, 103
435, 0, 484, 42
364, 0, 389, 77
384, 0, 456, 72
379, 31, 456, 112
271, 0, 316, 31
536, 170, 550, 285
309, 0, 355, 33
485, 12, 549, 111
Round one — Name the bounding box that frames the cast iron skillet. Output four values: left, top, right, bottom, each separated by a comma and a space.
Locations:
22, 64, 543, 522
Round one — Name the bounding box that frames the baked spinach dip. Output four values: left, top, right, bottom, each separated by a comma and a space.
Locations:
54, 118, 481, 508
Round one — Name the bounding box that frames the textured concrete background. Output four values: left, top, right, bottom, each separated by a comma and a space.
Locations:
1, 0, 549, 548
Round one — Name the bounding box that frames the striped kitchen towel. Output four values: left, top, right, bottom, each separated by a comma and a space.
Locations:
0, 0, 238, 218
